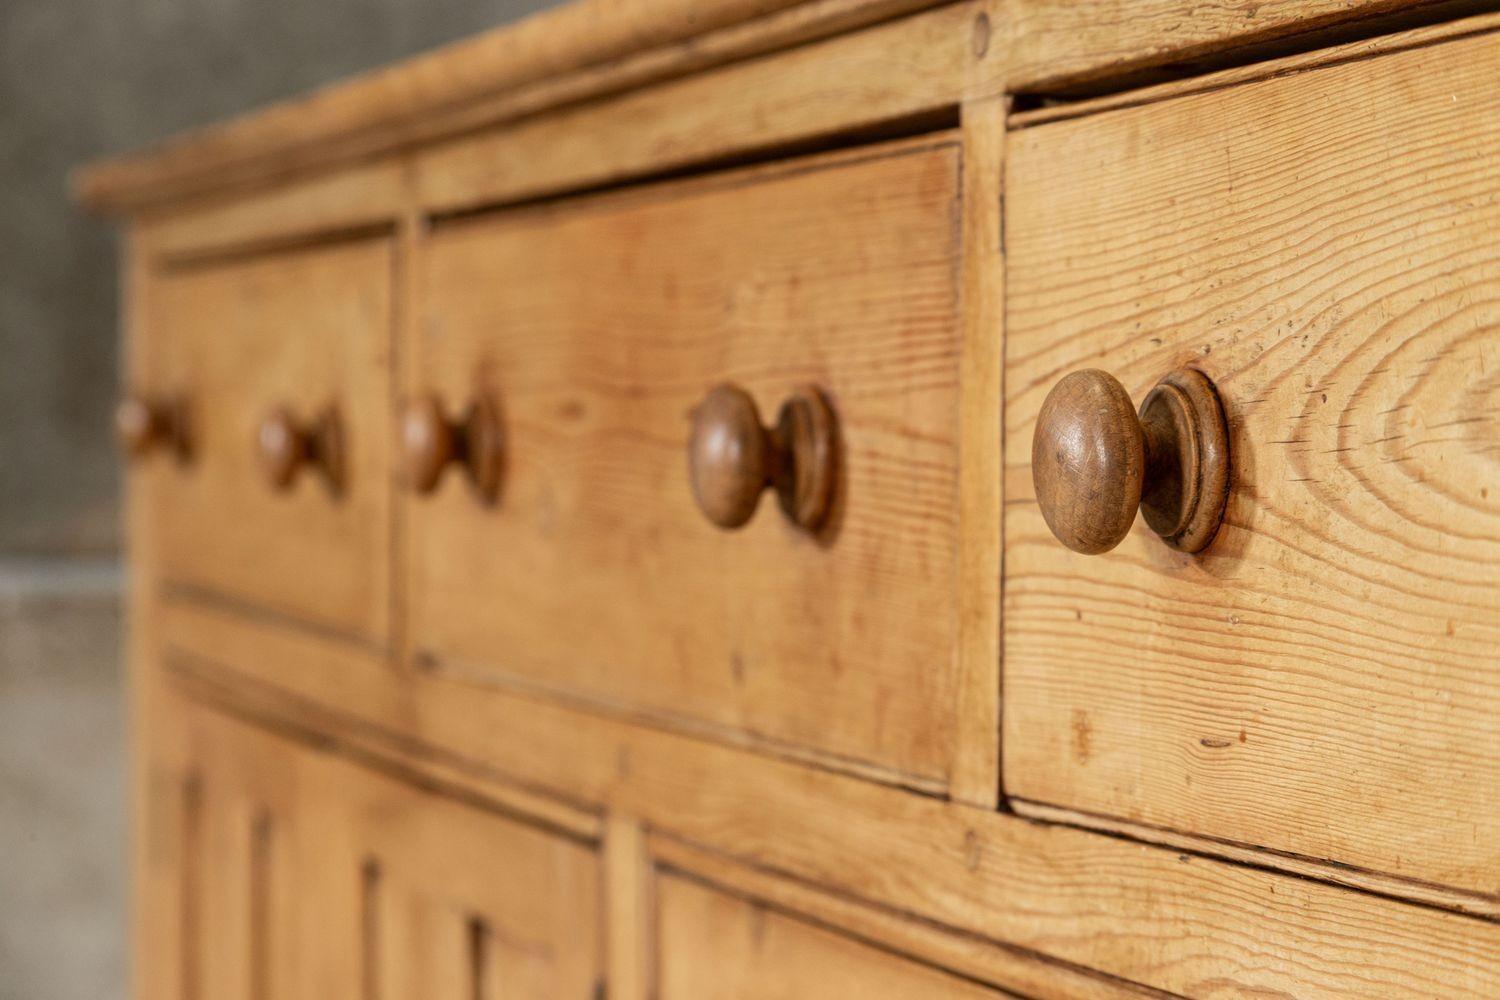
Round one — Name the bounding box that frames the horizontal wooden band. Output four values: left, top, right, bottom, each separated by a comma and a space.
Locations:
74, 0, 1458, 214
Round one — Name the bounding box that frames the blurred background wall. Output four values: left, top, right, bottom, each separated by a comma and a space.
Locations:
0, 2, 556, 996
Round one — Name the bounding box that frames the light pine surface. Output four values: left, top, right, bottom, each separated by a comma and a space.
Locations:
1010, 9, 1500, 127
143, 238, 394, 644
950, 93, 1008, 808
73, 0, 1451, 212
142, 160, 408, 261
89, 1, 1500, 997
160, 596, 1500, 1000
603, 816, 652, 1000
1005, 29, 1500, 898
997, 0, 1454, 91
648, 836, 1164, 1000
139, 695, 603, 1000
411, 1, 991, 215
408, 136, 965, 790
657, 874, 1009, 999
76, 0, 941, 212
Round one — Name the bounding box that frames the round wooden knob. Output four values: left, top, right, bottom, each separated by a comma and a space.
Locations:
256, 406, 343, 493
1031, 368, 1229, 555
400, 394, 503, 500
116, 393, 187, 460
687, 383, 837, 531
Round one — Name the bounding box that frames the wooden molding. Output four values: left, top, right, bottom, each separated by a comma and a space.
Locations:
73, 0, 944, 214
649, 836, 1168, 998
74, 0, 1475, 215
157, 598, 1500, 999
1009, 8, 1500, 126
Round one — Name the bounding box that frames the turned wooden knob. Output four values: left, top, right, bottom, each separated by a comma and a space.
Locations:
687, 383, 837, 531
400, 393, 504, 500
1032, 368, 1229, 555
257, 406, 343, 493
116, 393, 188, 461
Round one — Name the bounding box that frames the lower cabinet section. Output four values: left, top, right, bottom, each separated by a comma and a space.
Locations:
143, 692, 1064, 1000
139, 701, 601, 1000
656, 874, 1007, 1000
137, 670, 1500, 999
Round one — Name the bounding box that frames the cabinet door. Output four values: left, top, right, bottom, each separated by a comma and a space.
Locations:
347, 775, 601, 1000
139, 701, 602, 1000
142, 238, 393, 642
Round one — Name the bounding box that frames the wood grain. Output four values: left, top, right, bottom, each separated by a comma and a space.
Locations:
408, 137, 964, 789
167, 697, 603, 1000
1030, 369, 1145, 555
1005, 31, 1500, 897
97, 4, 1500, 995
650, 836, 1168, 999
158, 599, 601, 841
685, 383, 838, 533
1000, 0, 1474, 93
1029, 368, 1230, 555
122, 230, 195, 1000
412, 1, 992, 215
1009, 10, 1500, 127
1014, 798, 1500, 919
74, 0, 947, 214
161, 621, 1500, 999
605, 816, 653, 1000
74, 0, 1464, 213
144, 238, 394, 643
950, 94, 1007, 808
140, 160, 405, 261
657, 873, 1009, 999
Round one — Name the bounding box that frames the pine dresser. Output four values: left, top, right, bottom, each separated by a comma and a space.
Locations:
78, 1, 1500, 996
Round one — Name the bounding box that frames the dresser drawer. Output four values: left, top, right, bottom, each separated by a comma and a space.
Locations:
657, 874, 1006, 999
405, 136, 963, 787
1004, 36, 1500, 894
139, 238, 393, 641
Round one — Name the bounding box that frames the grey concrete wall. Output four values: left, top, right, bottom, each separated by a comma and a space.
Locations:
0, 2, 557, 997
0, 562, 122, 1000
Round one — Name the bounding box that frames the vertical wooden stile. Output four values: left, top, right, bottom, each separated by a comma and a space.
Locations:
950, 88, 1009, 810
605, 815, 653, 1000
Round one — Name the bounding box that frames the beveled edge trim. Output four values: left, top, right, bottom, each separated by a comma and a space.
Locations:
1008, 9, 1500, 128
649, 836, 1177, 998
1011, 798, 1500, 921
165, 645, 606, 842
75, 0, 1480, 215
73, 0, 944, 215
151, 607, 1500, 997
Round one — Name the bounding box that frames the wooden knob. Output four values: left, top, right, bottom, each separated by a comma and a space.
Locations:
256, 406, 343, 493
116, 393, 187, 461
1031, 368, 1229, 555
687, 383, 837, 531
400, 393, 504, 500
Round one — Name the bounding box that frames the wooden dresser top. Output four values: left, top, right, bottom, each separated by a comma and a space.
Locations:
75, 0, 1448, 215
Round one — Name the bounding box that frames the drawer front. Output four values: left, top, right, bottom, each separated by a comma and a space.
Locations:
657, 874, 1004, 999
1005, 36, 1500, 893
144, 238, 392, 641
408, 137, 963, 785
